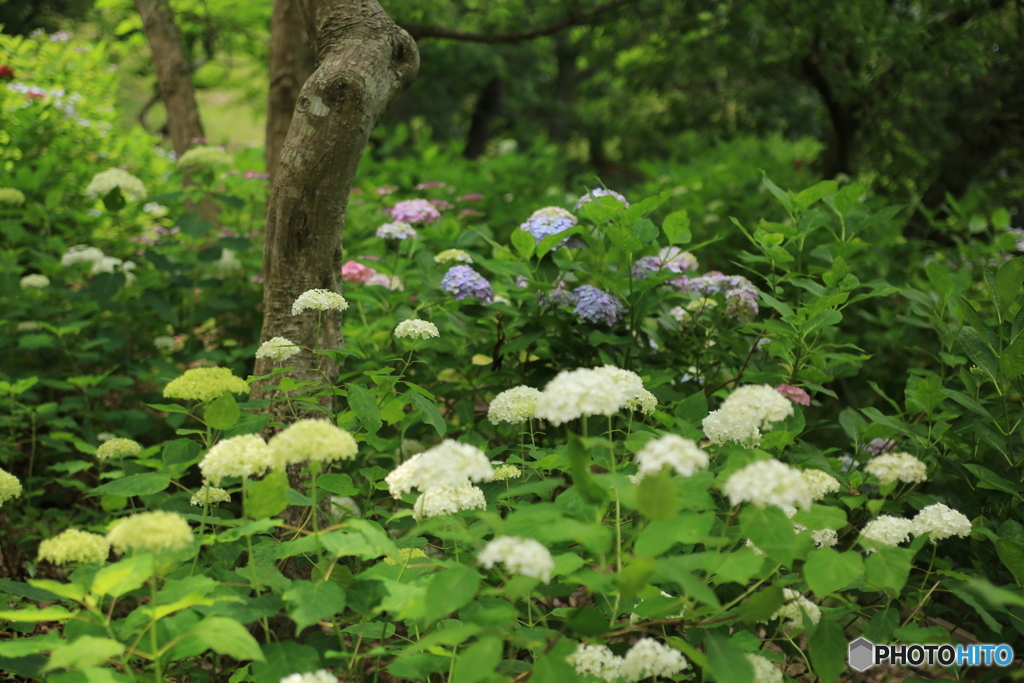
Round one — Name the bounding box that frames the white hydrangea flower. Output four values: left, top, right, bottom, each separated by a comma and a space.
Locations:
746, 653, 783, 683
0, 467, 24, 506
384, 440, 493, 495
625, 388, 658, 415
534, 367, 629, 425
860, 515, 914, 550
865, 452, 927, 485
723, 459, 813, 510
478, 536, 554, 583
279, 671, 339, 683
566, 643, 622, 682
268, 419, 358, 468
153, 335, 178, 351
594, 365, 645, 407
329, 496, 361, 520
177, 145, 233, 169
61, 245, 106, 267
619, 638, 689, 682
190, 486, 231, 506
20, 274, 49, 289
413, 483, 487, 519
634, 434, 709, 480
85, 168, 147, 201
434, 249, 473, 264
291, 288, 349, 315
394, 319, 440, 340
376, 221, 416, 240
17, 321, 43, 332
96, 438, 143, 460
492, 464, 522, 481
397, 439, 425, 458
768, 588, 821, 627
703, 384, 794, 446
487, 386, 542, 424
811, 528, 838, 549
198, 434, 274, 485
802, 469, 841, 500
256, 336, 301, 361
90, 256, 122, 275
911, 503, 972, 541
213, 248, 241, 273
143, 202, 168, 217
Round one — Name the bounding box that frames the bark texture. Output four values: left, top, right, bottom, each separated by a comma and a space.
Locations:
254, 0, 419, 402
134, 0, 205, 155
266, 0, 316, 183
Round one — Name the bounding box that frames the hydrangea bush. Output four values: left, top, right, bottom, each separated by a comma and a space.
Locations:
2, 162, 1021, 683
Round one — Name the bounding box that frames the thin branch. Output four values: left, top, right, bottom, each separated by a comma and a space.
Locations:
404, 0, 642, 43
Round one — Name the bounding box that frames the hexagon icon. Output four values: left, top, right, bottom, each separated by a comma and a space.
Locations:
848, 637, 875, 672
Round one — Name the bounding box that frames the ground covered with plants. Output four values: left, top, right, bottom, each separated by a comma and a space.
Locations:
2, 25, 1024, 683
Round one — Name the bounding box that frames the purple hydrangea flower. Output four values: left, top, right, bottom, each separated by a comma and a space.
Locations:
574, 188, 629, 211
669, 272, 760, 321
520, 207, 578, 247
441, 265, 494, 304
537, 286, 573, 308
631, 256, 663, 280
389, 198, 441, 224
571, 285, 625, 326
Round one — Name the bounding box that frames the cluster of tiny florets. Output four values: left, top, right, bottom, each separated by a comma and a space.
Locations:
268, 419, 358, 468
534, 367, 626, 425
291, 289, 349, 315
199, 434, 274, 485
96, 437, 143, 461
413, 483, 487, 520
394, 319, 440, 340
256, 337, 301, 361
723, 459, 813, 510
177, 145, 233, 169
860, 515, 914, 550
0, 467, 24, 506
478, 536, 555, 583
702, 384, 794, 446
389, 199, 441, 224
20, 274, 49, 289
802, 469, 841, 500
164, 366, 249, 403
376, 221, 416, 240
865, 452, 928, 485
279, 671, 339, 683
434, 248, 473, 264
634, 434, 709, 480
768, 588, 821, 627
440, 265, 494, 304
488, 386, 542, 425
572, 285, 625, 326
85, 168, 147, 201
37, 529, 110, 565
385, 440, 493, 495
106, 510, 194, 555
566, 638, 688, 683
521, 206, 578, 247
911, 503, 972, 541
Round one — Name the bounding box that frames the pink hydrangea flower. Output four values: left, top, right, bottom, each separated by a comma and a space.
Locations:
776, 384, 810, 406
389, 199, 441, 224
457, 193, 485, 202
415, 181, 446, 190
374, 185, 398, 195
341, 260, 378, 283
429, 199, 454, 210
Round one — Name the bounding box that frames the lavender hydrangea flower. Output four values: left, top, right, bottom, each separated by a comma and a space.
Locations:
521, 207, 579, 247
669, 271, 760, 320
441, 265, 494, 304
574, 188, 629, 210
389, 199, 441, 224
376, 221, 416, 240
572, 285, 625, 326
538, 286, 573, 308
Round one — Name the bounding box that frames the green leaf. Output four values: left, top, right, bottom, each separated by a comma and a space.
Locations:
145, 403, 193, 415
205, 392, 240, 430
634, 512, 714, 555
1001, 334, 1024, 381
510, 228, 536, 260
964, 464, 1019, 496
88, 473, 170, 498
162, 438, 201, 468
347, 384, 382, 435
705, 632, 754, 683
317, 473, 358, 497
996, 257, 1024, 316
26, 579, 85, 603
407, 392, 446, 436
628, 218, 659, 245
791, 505, 847, 531
451, 636, 502, 683
995, 539, 1024, 586
101, 186, 126, 212
738, 585, 784, 624
925, 262, 954, 299
89, 272, 124, 304
0, 606, 77, 621
865, 547, 914, 593
91, 554, 154, 598
283, 581, 347, 634
711, 549, 765, 586
424, 565, 480, 624
796, 180, 838, 210
959, 327, 999, 382
142, 293, 178, 326
44, 637, 124, 672
804, 548, 864, 597
809, 618, 847, 683
616, 556, 655, 606
252, 643, 321, 683
567, 433, 608, 506
741, 506, 800, 565
244, 471, 290, 520
636, 469, 679, 521
662, 210, 691, 244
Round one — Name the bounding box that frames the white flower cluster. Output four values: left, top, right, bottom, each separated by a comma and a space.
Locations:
291, 288, 349, 315
746, 653, 783, 683
190, 486, 231, 506
279, 671, 339, 683
434, 248, 473, 264
177, 145, 233, 169
810, 528, 838, 548
768, 588, 821, 627
20, 274, 49, 289
85, 168, 147, 201
566, 639, 688, 682
376, 221, 416, 240
385, 440, 494, 519
634, 434, 709, 480
329, 496, 361, 520
256, 336, 301, 362
865, 452, 927, 485
96, 437, 143, 461
723, 459, 812, 510
394, 319, 440, 340
625, 389, 658, 415
478, 536, 555, 583
199, 434, 274, 485
911, 503, 972, 541
534, 365, 652, 425
802, 469, 841, 500
61, 245, 106, 267
860, 515, 914, 550
702, 384, 794, 445
492, 463, 522, 481
487, 386, 542, 424
269, 419, 358, 468
60, 245, 137, 283
213, 248, 241, 273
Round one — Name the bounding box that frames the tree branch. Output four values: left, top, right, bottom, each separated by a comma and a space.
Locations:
404, 0, 642, 43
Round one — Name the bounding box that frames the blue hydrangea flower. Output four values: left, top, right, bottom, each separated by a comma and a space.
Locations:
571, 285, 625, 326
521, 207, 578, 248
441, 265, 494, 304
537, 286, 573, 308
574, 188, 629, 210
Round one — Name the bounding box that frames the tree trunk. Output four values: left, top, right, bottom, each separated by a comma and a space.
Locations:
265, 0, 316, 183
134, 0, 205, 156
463, 77, 503, 159
801, 55, 858, 178
253, 0, 418, 404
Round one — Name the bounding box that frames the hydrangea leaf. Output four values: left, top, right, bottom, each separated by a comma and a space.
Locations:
804, 548, 864, 597
283, 581, 347, 634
